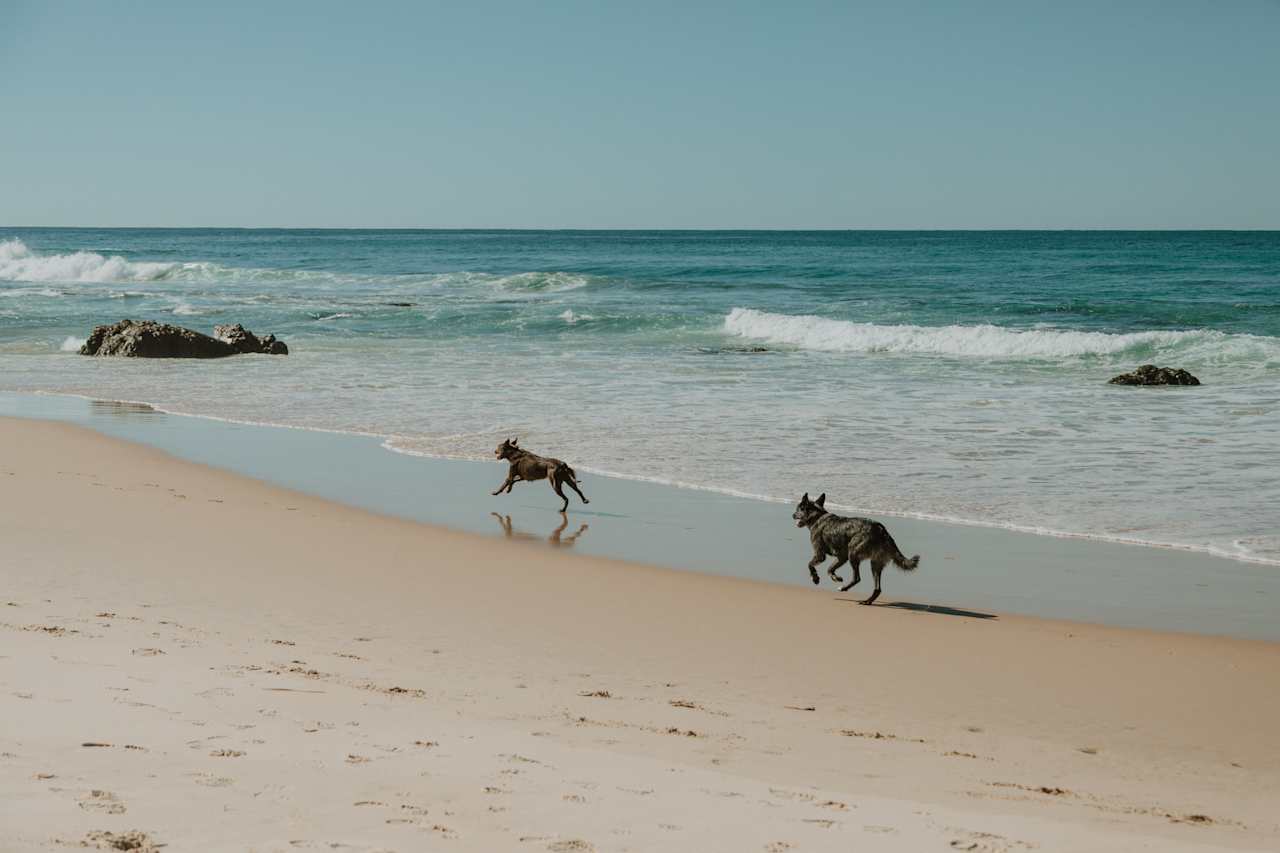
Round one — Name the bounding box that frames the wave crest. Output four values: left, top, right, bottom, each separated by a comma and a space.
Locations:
0, 239, 194, 283
723, 307, 1277, 361
0, 239, 597, 296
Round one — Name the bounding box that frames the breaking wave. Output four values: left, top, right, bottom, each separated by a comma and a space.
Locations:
0, 238, 200, 283
0, 239, 595, 297
723, 307, 1279, 362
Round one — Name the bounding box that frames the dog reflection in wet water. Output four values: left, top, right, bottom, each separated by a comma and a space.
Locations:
491, 513, 589, 548
792, 493, 920, 605
492, 438, 589, 512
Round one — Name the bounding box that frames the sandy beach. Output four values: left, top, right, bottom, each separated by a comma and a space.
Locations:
1, 415, 1277, 852
6, 2, 1279, 849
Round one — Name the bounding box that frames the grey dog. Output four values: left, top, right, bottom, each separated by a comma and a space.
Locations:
492, 438, 589, 512
792, 493, 920, 605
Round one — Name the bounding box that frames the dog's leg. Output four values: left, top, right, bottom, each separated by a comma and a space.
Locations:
839, 555, 862, 592
826, 555, 847, 584
492, 476, 514, 496
859, 561, 885, 605
806, 552, 825, 585
565, 475, 589, 505
550, 477, 570, 512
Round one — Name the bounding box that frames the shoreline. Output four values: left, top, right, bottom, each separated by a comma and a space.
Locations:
2, 390, 1278, 642
1, 414, 1278, 851
16, 387, 1277, 569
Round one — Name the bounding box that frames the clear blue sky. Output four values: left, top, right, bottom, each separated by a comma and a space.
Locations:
2, 1, 1278, 228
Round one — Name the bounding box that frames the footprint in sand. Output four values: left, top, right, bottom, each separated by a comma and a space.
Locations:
949, 830, 1035, 851
547, 841, 594, 852
78, 789, 126, 814
189, 773, 234, 787
83, 830, 159, 851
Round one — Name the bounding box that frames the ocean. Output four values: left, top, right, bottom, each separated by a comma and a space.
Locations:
2, 228, 1277, 565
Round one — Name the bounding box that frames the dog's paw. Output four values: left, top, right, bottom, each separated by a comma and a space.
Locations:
810, 575, 820, 585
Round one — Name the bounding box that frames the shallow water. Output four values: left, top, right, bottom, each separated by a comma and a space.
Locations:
2, 228, 1278, 565
5, 391, 1278, 641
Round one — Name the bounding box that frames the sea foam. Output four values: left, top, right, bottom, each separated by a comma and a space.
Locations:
723, 307, 1271, 360
0, 239, 185, 283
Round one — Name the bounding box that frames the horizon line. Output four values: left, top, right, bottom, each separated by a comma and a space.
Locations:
3, 225, 1279, 232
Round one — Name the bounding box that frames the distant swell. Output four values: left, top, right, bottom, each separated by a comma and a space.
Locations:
723, 307, 1277, 361
0, 239, 594, 295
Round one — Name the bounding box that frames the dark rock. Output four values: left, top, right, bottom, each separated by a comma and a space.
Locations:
213, 323, 289, 355
79, 319, 287, 358
385, 301, 415, 307
80, 319, 236, 358
1108, 364, 1200, 386
695, 345, 772, 355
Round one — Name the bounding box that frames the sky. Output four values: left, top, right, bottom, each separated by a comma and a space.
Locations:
2, 1, 1278, 228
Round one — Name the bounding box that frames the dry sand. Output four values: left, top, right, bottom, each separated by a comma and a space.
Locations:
1, 416, 1277, 852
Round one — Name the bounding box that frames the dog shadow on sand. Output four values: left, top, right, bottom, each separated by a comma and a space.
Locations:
491, 512, 590, 549
835, 599, 998, 620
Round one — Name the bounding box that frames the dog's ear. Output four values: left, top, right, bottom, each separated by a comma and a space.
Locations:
816, 493, 826, 508
801, 492, 809, 504
512, 436, 519, 445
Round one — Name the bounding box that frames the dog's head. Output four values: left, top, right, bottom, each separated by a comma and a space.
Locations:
792, 492, 827, 528
495, 437, 520, 460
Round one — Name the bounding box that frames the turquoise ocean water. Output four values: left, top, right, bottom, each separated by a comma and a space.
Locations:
2, 229, 1278, 565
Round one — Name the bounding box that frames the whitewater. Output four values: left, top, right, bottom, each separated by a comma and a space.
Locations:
2, 228, 1278, 566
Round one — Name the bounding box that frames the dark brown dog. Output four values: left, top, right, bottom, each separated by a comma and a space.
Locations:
492, 438, 589, 512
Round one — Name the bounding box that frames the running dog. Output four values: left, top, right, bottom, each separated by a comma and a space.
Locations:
492, 438, 589, 512
792, 493, 920, 605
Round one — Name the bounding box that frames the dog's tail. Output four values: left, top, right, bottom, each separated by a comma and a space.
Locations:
892, 546, 920, 571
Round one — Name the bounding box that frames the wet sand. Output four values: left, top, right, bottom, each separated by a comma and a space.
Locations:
1, 416, 1278, 851
2, 391, 1278, 642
